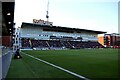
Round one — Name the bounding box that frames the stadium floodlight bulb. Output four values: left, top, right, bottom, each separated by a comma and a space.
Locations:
7, 13, 11, 15
8, 22, 11, 24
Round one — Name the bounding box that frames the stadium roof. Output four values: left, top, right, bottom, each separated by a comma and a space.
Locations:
2, 1, 15, 36
21, 22, 106, 34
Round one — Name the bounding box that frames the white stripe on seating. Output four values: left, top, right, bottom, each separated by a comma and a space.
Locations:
22, 52, 90, 80
2, 51, 11, 57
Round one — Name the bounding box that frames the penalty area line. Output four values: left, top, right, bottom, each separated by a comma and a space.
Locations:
22, 52, 90, 80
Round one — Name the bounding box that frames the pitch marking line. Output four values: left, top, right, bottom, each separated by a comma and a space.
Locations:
22, 52, 90, 80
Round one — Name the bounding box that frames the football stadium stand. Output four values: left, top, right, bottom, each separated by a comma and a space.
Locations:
0, 0, 15, 79
17, 21, 106, 50
98, 33, 120, 48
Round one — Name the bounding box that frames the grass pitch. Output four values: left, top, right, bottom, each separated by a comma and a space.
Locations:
6, 49, 118, 79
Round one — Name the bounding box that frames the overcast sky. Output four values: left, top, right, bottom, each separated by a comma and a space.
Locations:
14, 0, 119, 34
